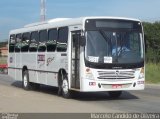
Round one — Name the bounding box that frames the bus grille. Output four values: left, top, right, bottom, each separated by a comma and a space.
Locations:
97, 70, 135, 80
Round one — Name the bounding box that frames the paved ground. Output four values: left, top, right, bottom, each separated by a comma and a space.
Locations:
0, 74, 160, 113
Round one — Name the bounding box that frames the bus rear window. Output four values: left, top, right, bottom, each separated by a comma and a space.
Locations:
9, 34, 16, 52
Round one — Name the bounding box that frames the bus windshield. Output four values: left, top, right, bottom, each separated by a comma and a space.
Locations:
85, 30, 144, 64
85, 20, 144, 65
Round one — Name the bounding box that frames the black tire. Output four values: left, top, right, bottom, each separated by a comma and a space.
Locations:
58, 84, 62, 96
22, 70, 31, 90
108, 91, 122, 98
61, 74, 71, 99
58, 76, 62, 96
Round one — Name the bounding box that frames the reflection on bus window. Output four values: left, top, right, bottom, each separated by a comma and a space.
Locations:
21, 32, 30, 52
29, 31, 38, 52
15, 34, 22, 52
9, 34, 16, 53
47, 29, 57, 52
57, 27, 68, 52
38, 30, 47, 52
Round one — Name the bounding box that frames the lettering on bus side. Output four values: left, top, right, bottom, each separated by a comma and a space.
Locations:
37, 54, 45, 68
38, 54, 45, 62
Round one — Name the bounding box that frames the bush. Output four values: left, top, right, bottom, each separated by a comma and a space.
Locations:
146, 63, 160, 84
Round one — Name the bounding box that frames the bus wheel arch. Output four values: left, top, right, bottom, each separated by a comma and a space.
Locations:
22, 66, 28, 73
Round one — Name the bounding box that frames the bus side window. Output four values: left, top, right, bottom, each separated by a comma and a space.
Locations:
15, 34, 22, 52
29, 31, 39, 52
57, 27, 68, 52
9, 34, 16, 53
38, 30, 47, 52
21, 32, 30, 52
47, 28, 57, 52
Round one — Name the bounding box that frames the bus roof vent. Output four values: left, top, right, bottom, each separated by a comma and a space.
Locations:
48, 18, 71, 23
24, 21, 48, 28
24, 18, 71, 28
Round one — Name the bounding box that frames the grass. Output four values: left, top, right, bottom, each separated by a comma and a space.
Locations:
145, 63, 160, 84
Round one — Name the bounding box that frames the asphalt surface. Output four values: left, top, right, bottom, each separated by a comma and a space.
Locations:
0, 74, 160, 113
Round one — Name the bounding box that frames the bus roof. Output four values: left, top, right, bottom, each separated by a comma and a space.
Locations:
9, 16, 141, 34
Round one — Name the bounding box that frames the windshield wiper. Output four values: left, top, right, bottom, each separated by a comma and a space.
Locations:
98, 30, 110, 43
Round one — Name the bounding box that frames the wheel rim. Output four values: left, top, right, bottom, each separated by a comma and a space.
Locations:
23, 74, 28, 87
62, 79, 68, 94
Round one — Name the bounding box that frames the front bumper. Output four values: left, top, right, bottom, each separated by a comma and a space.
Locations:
80, 78, 145, 92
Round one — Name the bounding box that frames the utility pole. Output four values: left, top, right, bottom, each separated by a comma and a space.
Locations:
40, 0, 46, 21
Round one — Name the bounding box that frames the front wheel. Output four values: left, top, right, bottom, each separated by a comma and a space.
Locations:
61, 74, 71, 99
108, 91, 122, 98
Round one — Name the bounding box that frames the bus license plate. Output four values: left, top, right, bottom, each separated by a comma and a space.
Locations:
112, 84, 122, 89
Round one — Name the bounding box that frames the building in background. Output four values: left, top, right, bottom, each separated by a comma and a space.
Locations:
0, 44, 8, 56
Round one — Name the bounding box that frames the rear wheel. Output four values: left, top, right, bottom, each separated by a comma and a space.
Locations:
22, 70, 31, 90
108, 91, 122, 98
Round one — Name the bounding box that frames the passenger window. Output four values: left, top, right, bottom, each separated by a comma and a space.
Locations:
47, 29, 57, 52
15, 34, 22, 52
29, 31, 39, 52
38, 30, 47, 52
21, 32, 30, 52
57, 27, 68, 52
9, 34, 16, 53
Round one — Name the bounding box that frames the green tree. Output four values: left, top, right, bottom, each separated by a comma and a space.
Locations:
143, 22, 160, 63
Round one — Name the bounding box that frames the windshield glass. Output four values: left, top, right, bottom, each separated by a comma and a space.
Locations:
85, 30, 144, 64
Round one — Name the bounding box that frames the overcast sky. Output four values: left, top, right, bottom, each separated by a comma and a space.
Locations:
0, 0, 160, 41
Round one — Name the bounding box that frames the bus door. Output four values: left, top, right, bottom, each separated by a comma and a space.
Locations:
71, 31, 81, 89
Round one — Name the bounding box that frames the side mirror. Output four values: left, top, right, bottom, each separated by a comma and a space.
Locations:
80, 36, 86, 46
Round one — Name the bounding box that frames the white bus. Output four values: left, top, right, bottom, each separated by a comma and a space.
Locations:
8, 17, 145, 98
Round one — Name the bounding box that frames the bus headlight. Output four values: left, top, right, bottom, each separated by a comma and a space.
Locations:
85, 68, 94, 80
139, 67, 144, 79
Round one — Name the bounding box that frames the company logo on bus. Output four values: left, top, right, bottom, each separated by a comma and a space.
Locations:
115, 70, 120, 76
47, 57, 54, 66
